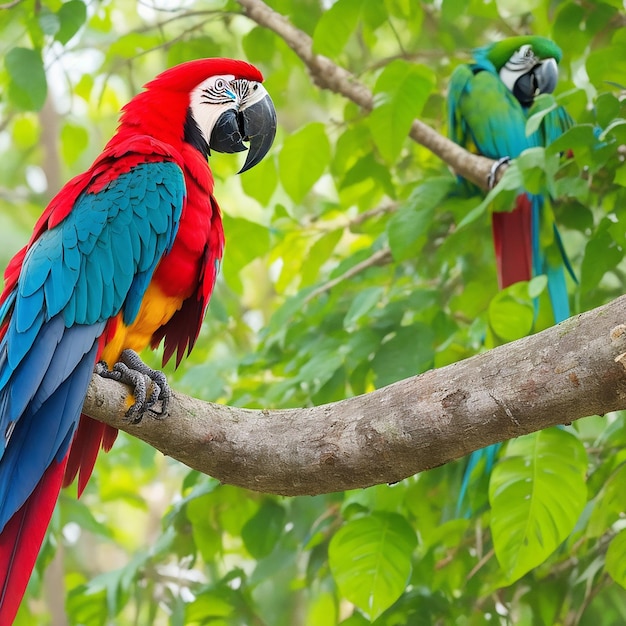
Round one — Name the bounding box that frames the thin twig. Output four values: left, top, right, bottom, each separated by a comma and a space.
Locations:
0, 0, 24, 9
302, 247, 393, 305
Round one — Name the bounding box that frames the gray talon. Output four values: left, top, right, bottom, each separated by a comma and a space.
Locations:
95, 349, 170, 422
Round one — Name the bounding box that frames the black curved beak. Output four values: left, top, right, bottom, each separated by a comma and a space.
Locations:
513, 57, 559, 106
534, 58, 558, 95
209, 93, 277, 173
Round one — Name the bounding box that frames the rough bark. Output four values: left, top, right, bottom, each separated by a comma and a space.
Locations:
83, 295, 626, 497
235, 0, 496, 190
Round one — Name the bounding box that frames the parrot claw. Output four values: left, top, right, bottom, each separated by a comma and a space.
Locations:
487, 156, 511, 189
95, 349, 171, 423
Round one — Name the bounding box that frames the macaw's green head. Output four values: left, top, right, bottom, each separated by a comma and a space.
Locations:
486, 36, 563, 107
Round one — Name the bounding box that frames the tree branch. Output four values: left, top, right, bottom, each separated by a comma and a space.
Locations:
236, 0, 495, 190
83, 295, 626, 497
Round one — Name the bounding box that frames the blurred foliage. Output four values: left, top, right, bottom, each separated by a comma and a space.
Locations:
1, 0, 626, 624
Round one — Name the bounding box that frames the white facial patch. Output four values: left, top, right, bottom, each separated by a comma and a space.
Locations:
499, 44, 538, 93
189, 74, 270, 145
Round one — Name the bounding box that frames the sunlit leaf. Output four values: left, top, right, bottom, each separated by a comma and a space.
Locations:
368, 60, 435, 163
278, 122, 331, 203
312, 0, 362, 57
490, 428, 587, 583
488, 287, 534, 343
329, 512, 417, 621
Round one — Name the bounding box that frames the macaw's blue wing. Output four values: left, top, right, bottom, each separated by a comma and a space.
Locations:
0, 158, 185, 622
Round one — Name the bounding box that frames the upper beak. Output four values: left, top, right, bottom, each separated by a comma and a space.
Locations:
209, 93, 277, 173
534, 57, 558, 95
513, 57, 559, 106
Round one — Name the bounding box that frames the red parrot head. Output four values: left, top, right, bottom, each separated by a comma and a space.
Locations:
120, 58, 277, 172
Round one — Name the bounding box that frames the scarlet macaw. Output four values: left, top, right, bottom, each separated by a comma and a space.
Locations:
0, 58, 276, 622
447, 36, 573, 509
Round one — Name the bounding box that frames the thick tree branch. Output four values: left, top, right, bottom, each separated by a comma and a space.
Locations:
236, 0, 495, 190
83, 295, 626, 497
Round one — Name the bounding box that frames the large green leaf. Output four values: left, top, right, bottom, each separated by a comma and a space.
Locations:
490, 428, 587, 582
241, 499, 286, 559
278, 122, 331, 203
5, 47, 47, 111
221, 215, 270, 292
368, 60, 435, 163
372, 323, 434, 387
56, 0, 87, 44
328, 512, 417, 621
312, 0, 362, 57
487, 285, 534, 344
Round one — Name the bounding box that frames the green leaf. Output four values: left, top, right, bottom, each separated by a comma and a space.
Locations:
186, 592, 234, 621
490, 428, 587, 583
588, 463, 626, 537
278, 122, 330, 203
242, 26, 277, 64
221, 215, 270, 291
5, 47, 47, 111
240, 154, 278, 206
312, 0, 362, 57
329, 512, 417, 621
56, 0, 87, 45
387, 177, 454, 261
344, 286, 384, 329
526, 95, 558, 137
457, 161, 522, 229
606, 529, 626, 588
368, 60, 435, 163
61, 122, 89, 165
372, 323, 434, 387
527, 275, 548, 300
580, 229, 623, 301
488, 286, 534, 343
242, 499, 286, 559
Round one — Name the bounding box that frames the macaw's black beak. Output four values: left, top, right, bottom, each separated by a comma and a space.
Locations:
209, 93, 277, 173
513, 57, 559, 107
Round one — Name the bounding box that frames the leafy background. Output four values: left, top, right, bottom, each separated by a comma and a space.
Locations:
1, 0, 626, 624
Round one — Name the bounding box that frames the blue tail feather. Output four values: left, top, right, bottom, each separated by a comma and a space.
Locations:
0, 317, 103, 532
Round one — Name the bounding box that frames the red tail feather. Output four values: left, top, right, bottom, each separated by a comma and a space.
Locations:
492, 194, 533, 288
0, 457, 68, 624
63, 416, 119, 496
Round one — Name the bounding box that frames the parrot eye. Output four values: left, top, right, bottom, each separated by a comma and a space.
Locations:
214, 78, 227, 91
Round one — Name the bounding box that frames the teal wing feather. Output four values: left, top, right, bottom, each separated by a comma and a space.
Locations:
0, 158, 186, 530
448, 62, 536, 159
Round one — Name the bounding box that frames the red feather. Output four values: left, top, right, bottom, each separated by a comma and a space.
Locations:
491, 194, 533, 289
0, 57, 265, 620
0, 457, 67, 625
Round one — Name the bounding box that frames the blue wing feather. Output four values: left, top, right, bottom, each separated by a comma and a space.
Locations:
0, 158, 186, 534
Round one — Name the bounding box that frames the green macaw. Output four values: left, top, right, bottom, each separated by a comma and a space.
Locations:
447, 36, 574, 510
